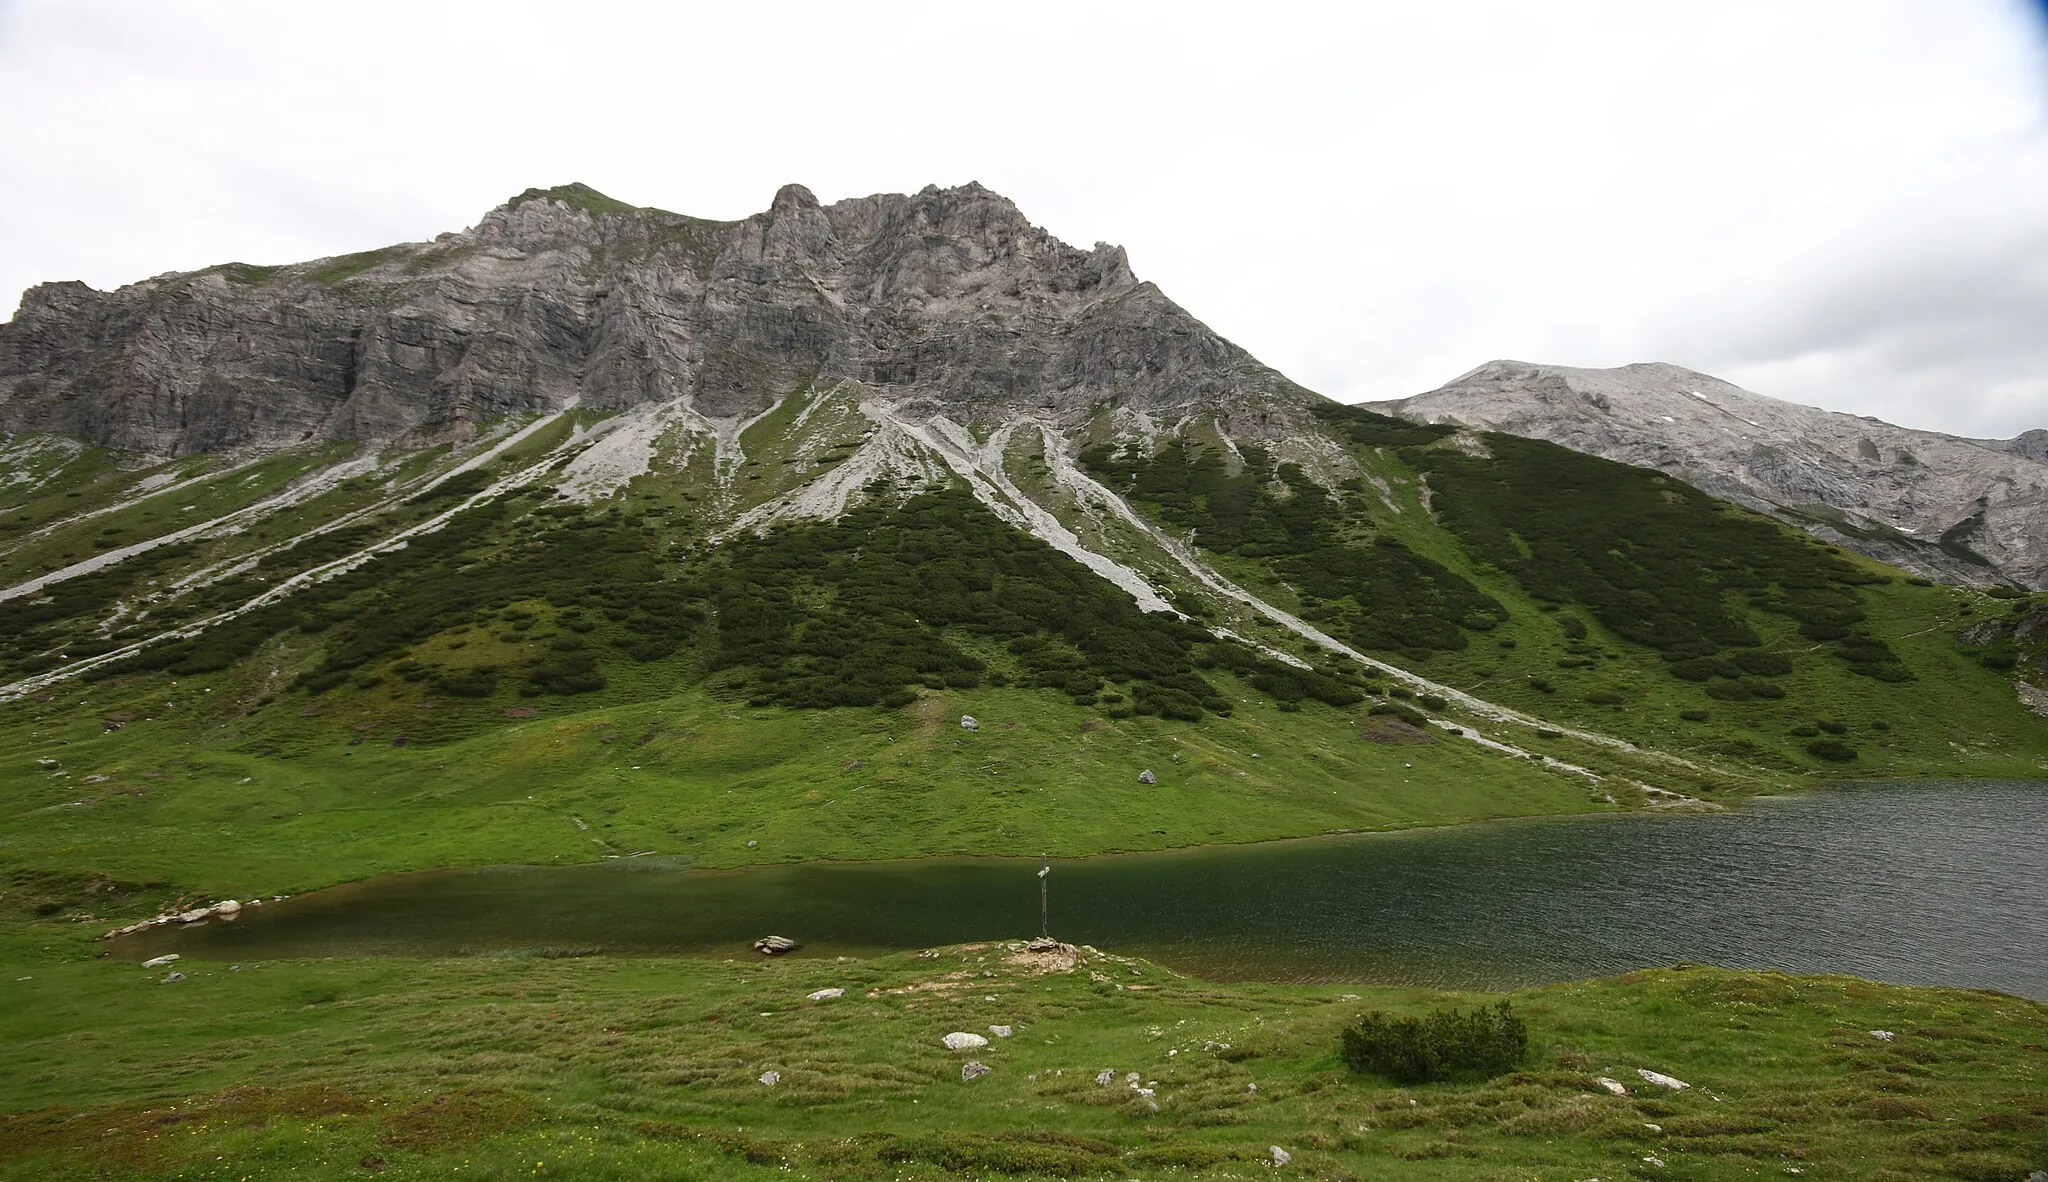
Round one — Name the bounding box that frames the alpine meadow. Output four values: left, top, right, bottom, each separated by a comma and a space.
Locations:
0, 182, 2042, 1181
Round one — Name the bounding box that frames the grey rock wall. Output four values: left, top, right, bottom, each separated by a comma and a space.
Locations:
0, 181, 1313, 457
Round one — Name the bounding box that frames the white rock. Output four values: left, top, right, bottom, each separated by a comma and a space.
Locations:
175, 908, 212, 924
213, 900, 241, 914
988, 1024, 1012, 1037
758, 1070, 779, 1086
1637, 1069, 1690, 1091
1868, 1029, 1895, 1041
161, 972, 185, 983
961, 1060, 991, 1082
1095, 1069, 1115, 1086
942, 1032, 988, 1051
959, 715, 979, 731
1594, 1076, 1629, 1095
1270, 1145, 1292, 1166
1137, 769, 1156, 785
807, 988, 844, 1001
141, 954, 180, 969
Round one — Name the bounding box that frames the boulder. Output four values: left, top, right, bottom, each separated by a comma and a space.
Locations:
988, 1024, 1013, 1038
942, 1032, 989, 1051
1593, 1076, 1630, 1095
807, 988, 844, 1001
959, 715, 979, 731
753, 935, 799, 955
161, 972, 185, 983
1269, 1146, 1292, 1167
758, 1070, 780, 1086
1636, 1068, 1690, 1090
1137, 769, 1156, 785
141, 954, 180, 969
960, 1060, 991, 1082
1095, 1069, 1116, 1086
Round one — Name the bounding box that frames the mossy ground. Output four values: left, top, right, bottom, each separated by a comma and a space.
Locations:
0, 931, 2040, 1180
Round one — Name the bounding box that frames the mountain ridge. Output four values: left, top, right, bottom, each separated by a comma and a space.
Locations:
0, 180, 1314, 459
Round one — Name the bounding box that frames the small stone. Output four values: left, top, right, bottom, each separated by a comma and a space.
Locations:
1137, 769, 1156, 785
1868, 1029, 1895, 1041
1643, 1156, 1666, 1168
942, 1032, 989, 1051
961, 1060, 991, 1082
1593, 1076, 1629, 1095
1269, 1145, 1291, 1166
1095, 1069, 1115, 1086
758, 1070, 780, 1086
1125, 1072, 1141, 1083
745, 840, 757, 848
1636, 1069, 1689, 1091
959, 715, 979, 731
141, 954, 180, 969
161, 972, 185, 983
807, 988, 844, 1001
988, 1024, 1012, 1037
753, 935, 799, 956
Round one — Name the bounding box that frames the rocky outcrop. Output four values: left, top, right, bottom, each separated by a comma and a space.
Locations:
0, 182, 1314, 458
1377, 361, 2048, 588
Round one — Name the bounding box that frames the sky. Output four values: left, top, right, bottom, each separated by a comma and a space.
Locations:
1, 1, 2044, 438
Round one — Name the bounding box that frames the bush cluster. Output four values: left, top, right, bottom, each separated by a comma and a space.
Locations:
1079, 438, 1503, 659
1413, 434, 1912, 685
1340, 1002, 1528, 1083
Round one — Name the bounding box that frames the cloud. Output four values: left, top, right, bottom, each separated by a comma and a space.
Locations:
1, 0, 2043, 437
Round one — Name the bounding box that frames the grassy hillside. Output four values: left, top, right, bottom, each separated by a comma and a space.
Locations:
1084, 409, 2048, 782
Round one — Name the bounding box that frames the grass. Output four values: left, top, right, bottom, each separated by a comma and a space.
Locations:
0, 681, 1603, 900
0, 930, 2040, 1179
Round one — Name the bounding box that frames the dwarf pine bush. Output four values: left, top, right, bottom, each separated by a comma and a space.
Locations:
1340, 1002, 1528, 1083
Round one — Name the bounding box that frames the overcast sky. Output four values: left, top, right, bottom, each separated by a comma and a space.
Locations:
2, 1, 2044, 437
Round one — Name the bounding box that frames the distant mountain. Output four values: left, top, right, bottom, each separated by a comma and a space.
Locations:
1374, 361, 2048, 589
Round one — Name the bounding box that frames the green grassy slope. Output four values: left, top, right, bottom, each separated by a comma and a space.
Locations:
0, 934, 2040, 1180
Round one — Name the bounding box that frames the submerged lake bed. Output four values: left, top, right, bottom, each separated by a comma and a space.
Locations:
119, 779, 2048, 1000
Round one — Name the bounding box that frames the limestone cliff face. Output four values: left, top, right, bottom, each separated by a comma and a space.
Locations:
0, 182, 1310, 457
1378, 361, 2048, 589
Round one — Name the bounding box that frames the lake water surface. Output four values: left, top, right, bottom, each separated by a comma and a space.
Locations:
118, 779, 2048, 999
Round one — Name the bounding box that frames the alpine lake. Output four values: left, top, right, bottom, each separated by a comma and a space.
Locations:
113, 779, 2048, 1001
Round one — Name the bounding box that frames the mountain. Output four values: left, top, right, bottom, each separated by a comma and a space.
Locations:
1374, 360, 2048, 589
0, 181, 1310, 457
0, 182, 2044, 901
6, 183, 2047, 1181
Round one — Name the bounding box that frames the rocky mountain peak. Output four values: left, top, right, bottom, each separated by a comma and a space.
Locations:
0, 181, 1306, 458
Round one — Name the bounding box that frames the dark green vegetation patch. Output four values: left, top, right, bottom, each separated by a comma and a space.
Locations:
1412, 434, 1913, 684
1340, 1001, 1530, 1084
1081, 438, 1504, 658
708, 489, 1239, 717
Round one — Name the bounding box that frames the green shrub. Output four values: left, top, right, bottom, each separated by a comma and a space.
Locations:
1417, 693, 1448, 711
1678, 709, 1709, 722
1340, 1002, 1528, 1083
1805, 738, 1857, 762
